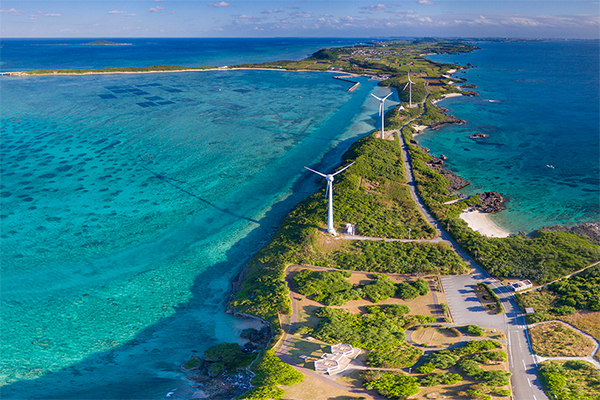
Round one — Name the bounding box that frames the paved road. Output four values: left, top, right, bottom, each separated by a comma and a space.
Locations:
392, 99, 550, 400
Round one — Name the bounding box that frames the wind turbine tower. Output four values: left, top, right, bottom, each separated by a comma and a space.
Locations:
371, 93, 392, 139
304, 162, 356, 235
404, 72, 415, 108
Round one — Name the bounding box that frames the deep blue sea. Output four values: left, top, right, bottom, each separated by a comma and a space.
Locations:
424, 40, 599, 232
0, 38, 398, 399
0, 38, 598, 399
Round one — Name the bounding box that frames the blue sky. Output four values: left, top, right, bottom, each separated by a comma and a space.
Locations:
1, 1, 598, 39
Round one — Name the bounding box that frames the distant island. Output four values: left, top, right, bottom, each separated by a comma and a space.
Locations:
84, 40, 131, 46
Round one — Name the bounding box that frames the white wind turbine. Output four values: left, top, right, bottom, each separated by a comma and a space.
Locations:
403, 72, 415, 108
371, 92, 392, 139
304, 162, 356, 235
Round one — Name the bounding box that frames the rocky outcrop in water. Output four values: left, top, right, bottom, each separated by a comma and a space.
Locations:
472, 192, 506, 214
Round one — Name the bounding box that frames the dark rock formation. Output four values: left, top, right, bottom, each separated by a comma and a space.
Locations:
426, 157, 470, 193
472, 192, 506, 214
428, 109, 466, 130
462, 84, 478, 88
540, 222, 600, 245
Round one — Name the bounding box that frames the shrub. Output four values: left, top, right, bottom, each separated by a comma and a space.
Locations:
426, 351, 460, 369
363, 372, 421, 399
363, 276, 397, 303
367, 343, 423, 368
385, 304, 411, 316
465, 325, 485, 336
412, 279, 430, 296
525, 312, 550, 324
397, 282, 420, 299
549, 305, 576, 316
415, 362, 436, 374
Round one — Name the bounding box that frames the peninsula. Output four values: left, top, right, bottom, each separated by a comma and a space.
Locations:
175, 40, 598, 400
5, 38, 598, 400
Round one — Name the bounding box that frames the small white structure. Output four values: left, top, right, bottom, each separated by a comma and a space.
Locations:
345, 223, 355, 235
314, 343, 355, 374
507, 280, 533, 292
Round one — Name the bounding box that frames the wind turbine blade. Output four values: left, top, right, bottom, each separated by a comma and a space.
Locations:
378, 103, 383, 116
332, 161, 356, 176
371, 93, 383, 101
383, 93, 392, 100
325, 182, 329, 198
403, 82, 409, 91
304, 166, 327, 178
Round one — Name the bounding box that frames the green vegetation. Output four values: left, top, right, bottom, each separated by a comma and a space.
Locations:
517, 265, 600, 328
477, 283, 504, 314
311, 307, 407, 349
547, 264, 600, 310
292, 270, 361, 306
292, 270, 433, 306
380, 75, 428, 103
362, 274, 397, 303
464, 325, 485, 336
202, 343, 256, 376
400, 124, 600, 284
366, 342, 423, 368
239, 350, 304, 400
362, 370, 421, 399
229, 131, 466, 334
419, 372, 462, 386
362, 340, 508, 399
331, 240, 467, 275
538, 360, 600, 400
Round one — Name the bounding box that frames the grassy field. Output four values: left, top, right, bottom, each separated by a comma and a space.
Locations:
529, 321, 595, 357
411, 326, 462, 347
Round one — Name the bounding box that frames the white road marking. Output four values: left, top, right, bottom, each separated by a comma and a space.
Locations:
527, 378, 532, 387
522, 359, 526, 369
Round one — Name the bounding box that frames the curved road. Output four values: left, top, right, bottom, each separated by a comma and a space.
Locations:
392, 95, 549, 400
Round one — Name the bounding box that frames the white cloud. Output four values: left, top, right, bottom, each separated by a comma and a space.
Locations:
125, 14, 137, 17
0, 8, 21, 15
262, 8, 284, 14
45, 13, 61, 17
360, 4, 387, 11
209, 1, 230, 7
108, 10, 124, 14
288, 6, 299, 9
291, 12, 312, 18
148, 6, 165, 13
416, 0, 438, 4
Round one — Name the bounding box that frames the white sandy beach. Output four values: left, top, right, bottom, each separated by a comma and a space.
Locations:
431, 92, 463, 105
459, 210, 511, 238
412, 124, 428, 133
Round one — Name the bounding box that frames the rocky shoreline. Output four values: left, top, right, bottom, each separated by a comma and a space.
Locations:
425, 155, 471, 193
541, 222, 600, 245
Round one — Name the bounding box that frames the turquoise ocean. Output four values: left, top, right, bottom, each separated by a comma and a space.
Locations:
0, 38, 597, 399
423, 40, 599, 232
0, 38, 399, 399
